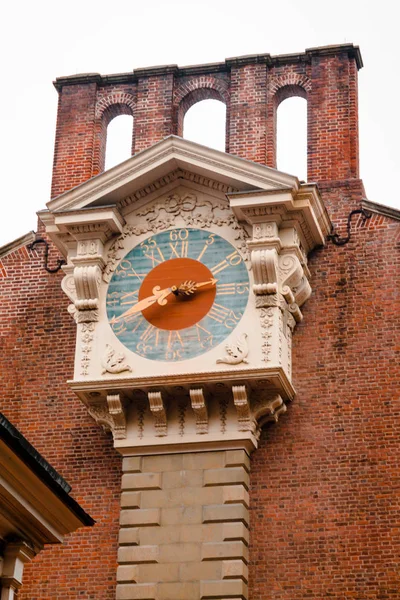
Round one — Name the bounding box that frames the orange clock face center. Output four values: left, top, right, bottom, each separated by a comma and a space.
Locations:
138, 258, 216, 331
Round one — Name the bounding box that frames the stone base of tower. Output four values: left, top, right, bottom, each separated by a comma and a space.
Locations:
117, 449, 250, 600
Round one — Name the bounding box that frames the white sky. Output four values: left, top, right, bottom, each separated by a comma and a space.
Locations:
0, 0, 398, 247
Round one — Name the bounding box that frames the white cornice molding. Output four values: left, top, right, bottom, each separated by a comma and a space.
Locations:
0, 231, 35, 259
228, 185, 331, 251
362, 198, 400, 222
46, 136, 299, 214
69, 365, 295, 401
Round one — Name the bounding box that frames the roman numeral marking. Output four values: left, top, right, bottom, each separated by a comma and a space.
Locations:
169, 241, 188, 259
141, 323, 159, 344
207, 303, 231, 323
167, 330, 184, 348
217, 282, 249, 295
143, 250, 163, 267
211, 250, 242, 275
120, 289, 139, 305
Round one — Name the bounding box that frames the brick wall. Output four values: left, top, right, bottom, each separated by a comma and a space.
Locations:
0, 233, 121, 599
250, 204, 400, 599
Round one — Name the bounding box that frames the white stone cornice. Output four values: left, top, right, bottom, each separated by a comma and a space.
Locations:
228, 185, 331, 252
45, 136, 300, 214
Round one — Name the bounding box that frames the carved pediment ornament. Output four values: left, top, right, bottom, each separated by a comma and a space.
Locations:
103, 192, 250, 282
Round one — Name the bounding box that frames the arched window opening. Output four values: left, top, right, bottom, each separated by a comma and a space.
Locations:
183, 99, 226, 152
277, 97, 307, 181
105, 114, 134, 170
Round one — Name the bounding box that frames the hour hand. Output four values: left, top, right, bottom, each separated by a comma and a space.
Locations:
176, 278, 218, 296
111, 286, 176, 323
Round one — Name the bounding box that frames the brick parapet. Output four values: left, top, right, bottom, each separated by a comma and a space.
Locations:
50, 44, 363, 198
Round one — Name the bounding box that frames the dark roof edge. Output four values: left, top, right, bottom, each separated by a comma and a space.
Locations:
0, 412, 94, 526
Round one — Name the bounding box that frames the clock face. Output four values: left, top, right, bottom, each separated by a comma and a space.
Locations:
106, 228, 249, 362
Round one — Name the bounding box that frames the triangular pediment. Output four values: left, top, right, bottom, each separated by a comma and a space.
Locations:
46, 136, 300, 214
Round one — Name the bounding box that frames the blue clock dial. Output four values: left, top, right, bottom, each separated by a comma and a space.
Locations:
106, 228, 249, 362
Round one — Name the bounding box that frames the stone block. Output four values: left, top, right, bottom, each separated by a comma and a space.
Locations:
141, 486, 221, 509
119, 528, 140, 546
201, 541, 248, 563
158, 543, 201, 563
179, 560, 221, 582
224, 450, 250, 472
120, 508, 160, 527
121, 492, 141, 509
122, 456, 143, 473
182, 452, 225, 471
122, 472, 161, 491
139, 525, 180, 546
203, 467, 249, 490
179, 524, 222, 544
138, 563, 179, 583
223, 485, 249, 508
157, 582, 200, 600
222, 523, 249, 546
222, 560, 248, 582
143, 454, 183, 473
162, 469, 203, 489
116, 583, 156, 599
161, 505, 202, 526
117, 564, 139, 583
118, 545, 159, 564
200, 578, 248, 599
203, 503, 249, 526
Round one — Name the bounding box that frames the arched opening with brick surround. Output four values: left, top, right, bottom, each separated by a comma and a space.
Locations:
105, 114, 134, 170
173, 78, 230, 151
93, 94, 136, 175
266, 76, 311, 174
277, 96, 307, 181
183, 99, 226, 152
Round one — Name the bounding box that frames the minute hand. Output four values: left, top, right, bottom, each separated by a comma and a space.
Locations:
194, 277, 218, 289
177, 278, 218, 295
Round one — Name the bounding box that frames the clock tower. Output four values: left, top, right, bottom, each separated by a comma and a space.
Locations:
42, 135, 330, 599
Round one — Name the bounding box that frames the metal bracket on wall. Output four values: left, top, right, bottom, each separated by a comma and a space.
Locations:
28, 238, 66, 273
328, 208, 372, 246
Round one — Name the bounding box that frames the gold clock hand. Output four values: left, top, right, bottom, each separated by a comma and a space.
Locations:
111, 285, 177, 323
194, 277, 218, 289
177, 278, 218, 295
